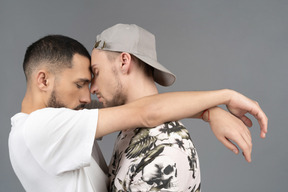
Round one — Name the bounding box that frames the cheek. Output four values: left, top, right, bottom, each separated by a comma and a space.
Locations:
95, 76, 107, 90
62, 85, 75, 95
60, 91, 77, 105
96, 68, 119, 94
60, 86, 81, 102
102, 76, 116, 92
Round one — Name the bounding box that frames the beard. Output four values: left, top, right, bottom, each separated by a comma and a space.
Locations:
102, 75, 127, 108
103, 90, 126, 108
48, 89, 85, 110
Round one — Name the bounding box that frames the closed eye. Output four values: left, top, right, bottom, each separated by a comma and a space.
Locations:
75, 79, 90, 89
76, 83, 83, 89
92, 67, 99, 78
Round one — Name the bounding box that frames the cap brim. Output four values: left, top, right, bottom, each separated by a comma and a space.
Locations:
133, 53, 176, 86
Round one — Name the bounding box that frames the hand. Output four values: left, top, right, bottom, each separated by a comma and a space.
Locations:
226, 90, 268, 138
206, 107, 253, 162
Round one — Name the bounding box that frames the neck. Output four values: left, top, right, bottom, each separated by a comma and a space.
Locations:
125, 76, 159, 104
21, 89, 46, 114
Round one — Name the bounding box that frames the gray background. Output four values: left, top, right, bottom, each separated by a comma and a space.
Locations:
0, 0, 287, 191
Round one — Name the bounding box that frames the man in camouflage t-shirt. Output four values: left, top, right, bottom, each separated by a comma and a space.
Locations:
91, 23, 202, 191
90, 23, 268, 192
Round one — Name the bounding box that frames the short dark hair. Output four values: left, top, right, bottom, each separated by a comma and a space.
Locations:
23, 35, 90, 81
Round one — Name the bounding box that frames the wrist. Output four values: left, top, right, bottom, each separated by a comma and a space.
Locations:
202, 106, 224, 122
223, 89, 236, 106
218, 89, 231, 105
201, 109, 210, 122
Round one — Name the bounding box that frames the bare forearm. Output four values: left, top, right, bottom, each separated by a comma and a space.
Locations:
145, 89, 233, 127
96, 88, 267, 140
96, 89, 233, 138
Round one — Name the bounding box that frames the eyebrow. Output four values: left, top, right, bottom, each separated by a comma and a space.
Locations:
77, 78, 91, 83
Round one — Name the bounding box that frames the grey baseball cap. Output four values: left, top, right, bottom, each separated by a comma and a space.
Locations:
94, 24, 176, 86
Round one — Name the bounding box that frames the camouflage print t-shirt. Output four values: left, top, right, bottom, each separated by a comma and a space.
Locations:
108, 121, 201, 192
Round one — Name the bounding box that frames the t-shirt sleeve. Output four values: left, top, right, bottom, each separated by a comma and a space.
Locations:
24, 108, 98, 175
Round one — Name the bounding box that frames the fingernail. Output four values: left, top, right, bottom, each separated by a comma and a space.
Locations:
233, 149, 238, 154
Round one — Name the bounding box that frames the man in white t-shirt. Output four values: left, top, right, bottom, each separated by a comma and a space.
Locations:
9, 35, 267, 192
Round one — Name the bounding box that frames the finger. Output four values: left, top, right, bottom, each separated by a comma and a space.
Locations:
246, 127, 252, 141
228, 134, 252, 163
255, 110, 268, 138
256, 109, 268, 138
219, 137, 239, 155
242, 126, 252, 146
240, 131, 253, 162
243, 121, 252, 139
249, 102, 268, 138
259, 112, 268, 138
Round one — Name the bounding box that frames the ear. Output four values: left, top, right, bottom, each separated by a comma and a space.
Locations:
36, 70, 52, 91
119, 52, 132, 74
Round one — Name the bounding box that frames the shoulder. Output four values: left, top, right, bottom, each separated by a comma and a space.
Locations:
29, 107, 82, 117
24, 108, 98, 145
149, 121, 190, 139
27, 108, 98, 125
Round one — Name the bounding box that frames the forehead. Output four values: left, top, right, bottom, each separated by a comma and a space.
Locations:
61, 53, 91, 80
72, 53, 90, 68
91, 49, 110, 66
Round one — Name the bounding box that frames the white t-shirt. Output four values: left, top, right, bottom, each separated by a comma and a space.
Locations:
9, 108, 108, 192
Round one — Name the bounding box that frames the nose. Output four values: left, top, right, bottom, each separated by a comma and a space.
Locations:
90, 80, 98, 95
80, 90, 91, 104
